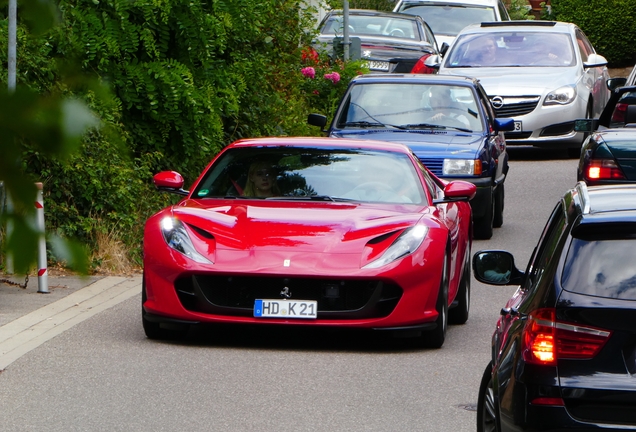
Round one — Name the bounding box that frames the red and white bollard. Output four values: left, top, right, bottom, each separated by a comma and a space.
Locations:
35, 182, 49, 294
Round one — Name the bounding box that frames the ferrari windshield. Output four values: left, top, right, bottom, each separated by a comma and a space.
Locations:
192, 147, 427, 204
335, 83, 484, 132
444, 32, 575, 68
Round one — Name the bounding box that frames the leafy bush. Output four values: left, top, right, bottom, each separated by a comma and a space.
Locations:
507, 0, 535, 20
550, 0, 636, 66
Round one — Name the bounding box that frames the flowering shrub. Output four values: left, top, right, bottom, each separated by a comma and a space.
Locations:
299, 47, 368, 116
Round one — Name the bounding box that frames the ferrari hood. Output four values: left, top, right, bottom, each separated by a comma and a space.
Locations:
170, 200, 427, 254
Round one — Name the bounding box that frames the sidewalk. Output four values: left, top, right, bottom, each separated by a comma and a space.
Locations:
0, 273, 141, 370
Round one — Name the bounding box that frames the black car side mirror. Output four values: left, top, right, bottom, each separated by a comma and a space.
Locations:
472, 250, 524, 286
307, 113, 327, 130
607, 77, 627, 91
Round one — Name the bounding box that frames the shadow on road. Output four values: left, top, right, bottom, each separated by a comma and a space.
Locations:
507, 145, 574, 161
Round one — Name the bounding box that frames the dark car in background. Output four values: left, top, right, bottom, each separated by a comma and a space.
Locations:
578, 129, 636, 186
474, 181, 636, 431
308, 73, 514, 239
315, 9, 440, 74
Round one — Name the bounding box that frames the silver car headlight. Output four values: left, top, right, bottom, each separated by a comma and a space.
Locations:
160, 217, 213, 264
544, 85, 576, 106
443, 159, 481, 175
363, 225, 428, 269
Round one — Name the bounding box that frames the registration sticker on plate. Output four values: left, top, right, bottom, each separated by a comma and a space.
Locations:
254, 299, 317, 319
368, 60, 390, 71
514, 121, 522, 132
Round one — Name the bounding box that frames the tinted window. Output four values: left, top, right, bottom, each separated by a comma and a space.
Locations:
192, 147, 427, 204
562, 238, 636, 300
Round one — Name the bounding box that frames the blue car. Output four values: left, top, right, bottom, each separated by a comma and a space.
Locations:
308, 74, 514, 239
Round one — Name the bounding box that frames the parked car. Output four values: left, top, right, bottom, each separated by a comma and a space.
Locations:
393, 0, 510, 48
428, 21, 610, 155
315, 9, 440, 73
308, 74, 514, 239
577, 128, 636, 185
575, 84, 636, 132
143, 137, 477, 348
474, 181, 636, 431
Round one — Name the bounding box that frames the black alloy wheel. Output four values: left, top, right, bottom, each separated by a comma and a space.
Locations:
473, 191, 494, 240
419, 252, 449, 348
449, 248, 470, 325
477, 362, 500, 432
493, 183, 504, 228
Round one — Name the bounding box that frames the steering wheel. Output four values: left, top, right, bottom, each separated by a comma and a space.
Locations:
389, 29, 405, 38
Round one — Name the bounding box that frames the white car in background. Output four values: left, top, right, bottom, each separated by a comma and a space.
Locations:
393, 0, 510, 48
429, 21, 610, 155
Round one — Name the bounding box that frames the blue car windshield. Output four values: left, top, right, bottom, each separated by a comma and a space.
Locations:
336, 83, 484, 132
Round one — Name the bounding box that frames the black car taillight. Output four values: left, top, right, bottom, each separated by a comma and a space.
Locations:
521, 308, 611, 366
411, 54, 435, 74
584, 158, 626, 181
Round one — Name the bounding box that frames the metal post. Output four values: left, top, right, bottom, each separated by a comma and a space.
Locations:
5, 194, 13, 274
343, 0, 350, 61
8, 0, 17, 92
35, 183, 49, 293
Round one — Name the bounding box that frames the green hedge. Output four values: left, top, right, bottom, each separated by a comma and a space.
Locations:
548, 0, 636, 66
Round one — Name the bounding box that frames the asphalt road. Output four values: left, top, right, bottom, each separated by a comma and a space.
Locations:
0, 148, 578, 432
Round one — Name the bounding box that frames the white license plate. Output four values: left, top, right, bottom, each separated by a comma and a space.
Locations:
514, 121, 522, 132
254, 299, 317, 319
368, 61, 389, 71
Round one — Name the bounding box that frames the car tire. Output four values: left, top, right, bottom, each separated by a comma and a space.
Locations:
419, 252, 449, 348
477, 361, 500, 432
142, 277, 189, 340
493, 183, 504, 229
449, 248, 470, 325
473, 191, 494, 240
568, 102, 593, 158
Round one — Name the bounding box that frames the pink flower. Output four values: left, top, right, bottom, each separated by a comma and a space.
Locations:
324, 72, 341, 84
301, 67, 315, 79
313, 90, 320, 95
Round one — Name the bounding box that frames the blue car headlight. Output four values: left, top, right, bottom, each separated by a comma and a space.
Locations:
160, 217, 213, 264
443, 159, 482, 175
363, 225, 428, 269
544, 85, 576, 106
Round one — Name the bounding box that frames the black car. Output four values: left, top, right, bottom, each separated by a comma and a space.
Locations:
308, 74, 514, 239
577, 128, 636, 186
575, 84, 636, 132
474, 182, 636, 431
315, 9, 441, 74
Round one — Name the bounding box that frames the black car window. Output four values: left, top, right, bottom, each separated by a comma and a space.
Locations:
522, 201, 568, 296
562, 237, 636, 300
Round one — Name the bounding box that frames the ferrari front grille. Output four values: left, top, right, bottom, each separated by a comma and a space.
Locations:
174, 275, 402, 320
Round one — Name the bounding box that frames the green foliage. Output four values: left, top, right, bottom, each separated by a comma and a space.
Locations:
1, 0, 367, 270
506, 0, 535, 20
326, 0, 396, 10
550, 0, 636, 66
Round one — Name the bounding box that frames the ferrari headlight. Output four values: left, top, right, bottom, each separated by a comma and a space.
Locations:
363, 225, 428, 269
544, 85, 576, 106
443, 159, 481, 175
160, 217, 212, 264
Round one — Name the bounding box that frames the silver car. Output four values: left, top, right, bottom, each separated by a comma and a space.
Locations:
393, 0, 510, 48
430, 21, 610, 153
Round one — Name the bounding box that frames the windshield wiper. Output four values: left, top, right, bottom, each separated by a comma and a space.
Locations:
343, 121, 407, 130
402, 123, 473, 133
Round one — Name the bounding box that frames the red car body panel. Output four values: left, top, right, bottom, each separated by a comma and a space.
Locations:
143, 137, 473, 332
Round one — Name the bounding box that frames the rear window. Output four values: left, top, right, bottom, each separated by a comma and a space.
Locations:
562, 238, 636, 300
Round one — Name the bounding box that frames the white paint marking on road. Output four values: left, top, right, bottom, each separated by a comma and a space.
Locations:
0, 276, 141, 370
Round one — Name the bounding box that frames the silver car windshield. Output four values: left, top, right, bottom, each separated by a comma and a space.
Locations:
444, 32, 576, 68
336, 83, 484, 132
398, 5, 496, 37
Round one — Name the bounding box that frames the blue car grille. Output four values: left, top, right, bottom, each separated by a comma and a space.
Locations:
419, 158, 443, 176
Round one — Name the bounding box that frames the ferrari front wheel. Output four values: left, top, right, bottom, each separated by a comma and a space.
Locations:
419, 253, 449, 348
